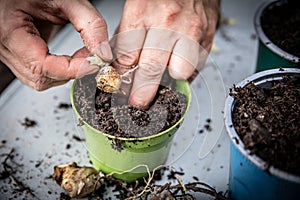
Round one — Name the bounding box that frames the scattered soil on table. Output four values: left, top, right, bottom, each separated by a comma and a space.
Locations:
21, 117, 37, 128
79, 167, 229, 200
73, 73, 187, 139
230, 75, 300, 176
58, 103, 72, 110
261, 1, 300, 58
0, 149, 36, 198
55, 163, 229, 199
198, 118, 213, 134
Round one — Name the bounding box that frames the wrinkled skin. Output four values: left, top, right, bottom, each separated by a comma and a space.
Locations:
0, 0, 112, 90
0, 0, 220, 109
112, 0, 220, 109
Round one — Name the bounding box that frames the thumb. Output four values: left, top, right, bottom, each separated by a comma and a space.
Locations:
60, 0, 113, 61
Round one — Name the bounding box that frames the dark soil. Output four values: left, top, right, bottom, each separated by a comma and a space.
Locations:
21, 117, 37, 128
0, 149, 36, 198
58, 103, 72, 109
261, 1, 300, 58
73, 73, 187, 139
230, 75, 300, 176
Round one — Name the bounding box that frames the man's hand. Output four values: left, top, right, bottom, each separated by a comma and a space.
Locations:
0, 0, 112, 90
112, 0, 220, 109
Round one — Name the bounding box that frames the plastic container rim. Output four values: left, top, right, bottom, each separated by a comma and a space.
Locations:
224, 68, 300, 183
254, 0, 300, 63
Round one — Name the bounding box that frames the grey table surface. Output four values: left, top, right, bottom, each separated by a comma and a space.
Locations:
0, 0, 264, 199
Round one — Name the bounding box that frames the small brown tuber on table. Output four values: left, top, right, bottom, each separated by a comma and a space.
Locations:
54, 162, 104, 198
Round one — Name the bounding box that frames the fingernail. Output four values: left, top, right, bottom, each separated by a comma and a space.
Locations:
93, 41, 113, 61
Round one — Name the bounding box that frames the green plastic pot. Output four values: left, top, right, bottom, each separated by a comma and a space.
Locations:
254, 1, 299, 72
70, 78, 191, 182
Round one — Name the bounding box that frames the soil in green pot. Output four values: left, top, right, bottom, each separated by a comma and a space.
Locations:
230, 75, 300, 176
73, 73, 187, 139
261, 1, 300, 58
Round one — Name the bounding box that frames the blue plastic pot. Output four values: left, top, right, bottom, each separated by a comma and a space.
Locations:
224, 68, 300, 200
254, 1, 299, 72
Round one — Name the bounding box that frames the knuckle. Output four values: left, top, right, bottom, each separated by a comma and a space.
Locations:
139, 63, 164, 80
33, 84, 45, 91
159, 1, 182, 25
0, 32, 8, 46
170, 68, 190, 80
1, 28, 12, 47
26, 61, 43, 76
189, 15, 207, 33
91, 17, 108, 30
81, 17, 108, 49
121, 9, 141, 29
169, 63, 193, 80
201, 29, 215, 50
25, 61, 49, 91
32, 78, 48, 91
160, 1, 181, 14
206, 29, 215, 40
116, 51, 138, 66
184, 14, 208, 41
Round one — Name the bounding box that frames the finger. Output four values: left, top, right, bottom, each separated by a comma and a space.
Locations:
0, 51, 68, 90
41, 44, 99, 79
198, 15, 216, 53
111, 29, 146, 73
72, 46, 90, 58
200, 0, 219, 52
4, 28, 98, 81
111, 29, 146, 103
43, 55, 99, 79
199, 25, 216, 53
60, 0, 112, 61
129, 28, 177, 109
169, 36, 208, 80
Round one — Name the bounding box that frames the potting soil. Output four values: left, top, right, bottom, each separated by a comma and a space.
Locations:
261, 1, 300, 58
74, 74, 187, 138
230, 75, 300, 176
